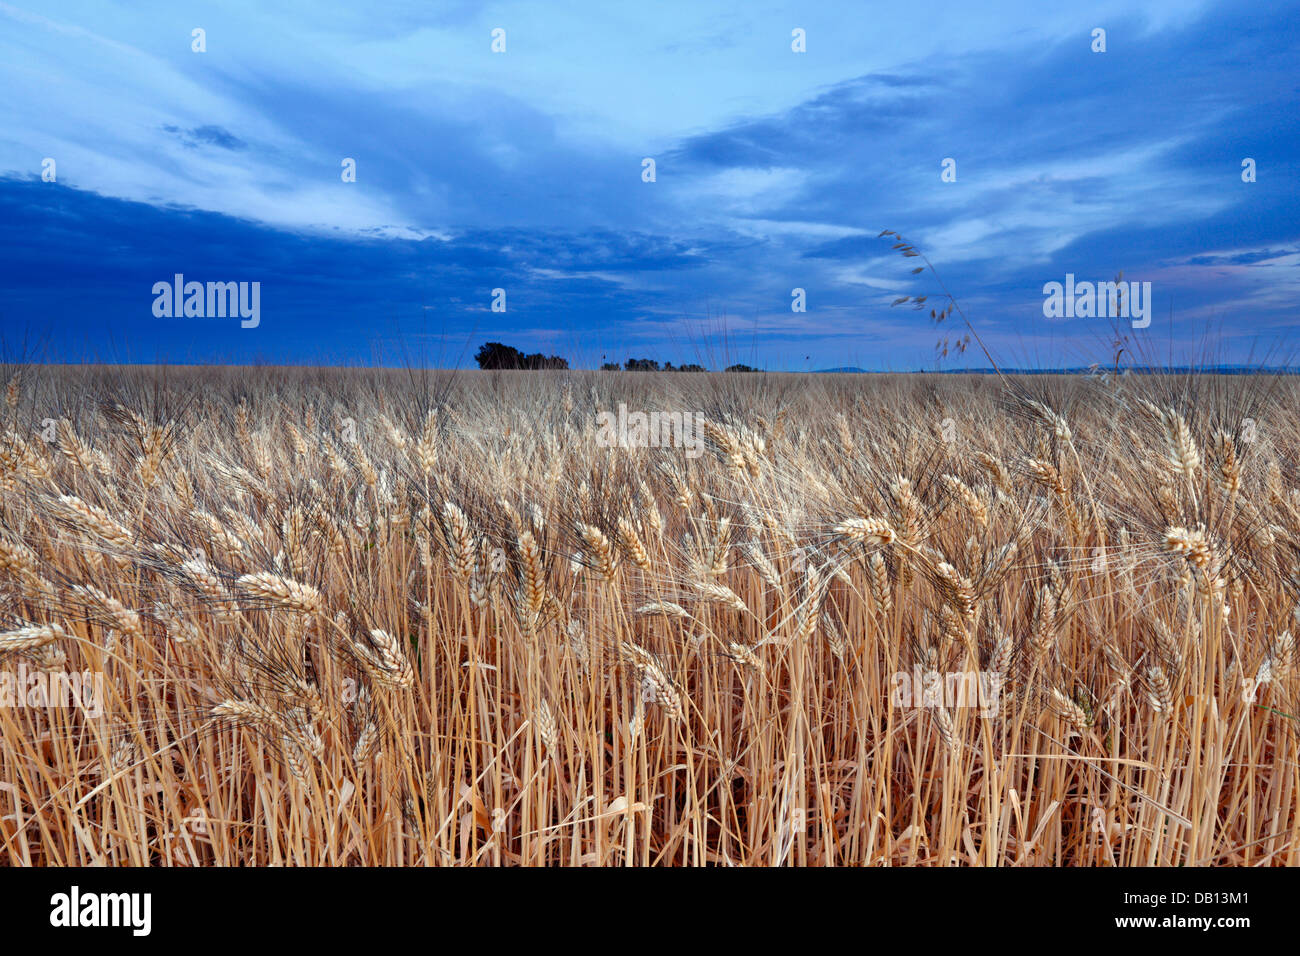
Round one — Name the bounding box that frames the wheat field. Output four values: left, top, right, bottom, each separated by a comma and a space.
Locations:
0, 364, 1296, 866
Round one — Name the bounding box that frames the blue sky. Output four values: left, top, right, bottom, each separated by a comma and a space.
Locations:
1, 0, 1297, 370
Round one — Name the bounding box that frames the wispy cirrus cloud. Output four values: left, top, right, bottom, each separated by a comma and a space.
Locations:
161, 124, 248, 151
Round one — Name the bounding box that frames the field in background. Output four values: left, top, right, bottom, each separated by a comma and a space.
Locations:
1, 365, 1297, 866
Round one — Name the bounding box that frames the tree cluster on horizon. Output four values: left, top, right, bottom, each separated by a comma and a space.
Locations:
473, 342, 569, 370
474, 343, 757, 372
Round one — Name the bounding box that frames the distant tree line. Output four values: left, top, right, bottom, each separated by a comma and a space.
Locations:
474, 342, 758, 372
474, 342, 569, 370
609, 358, 709, 372
607, 358, 757, 372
